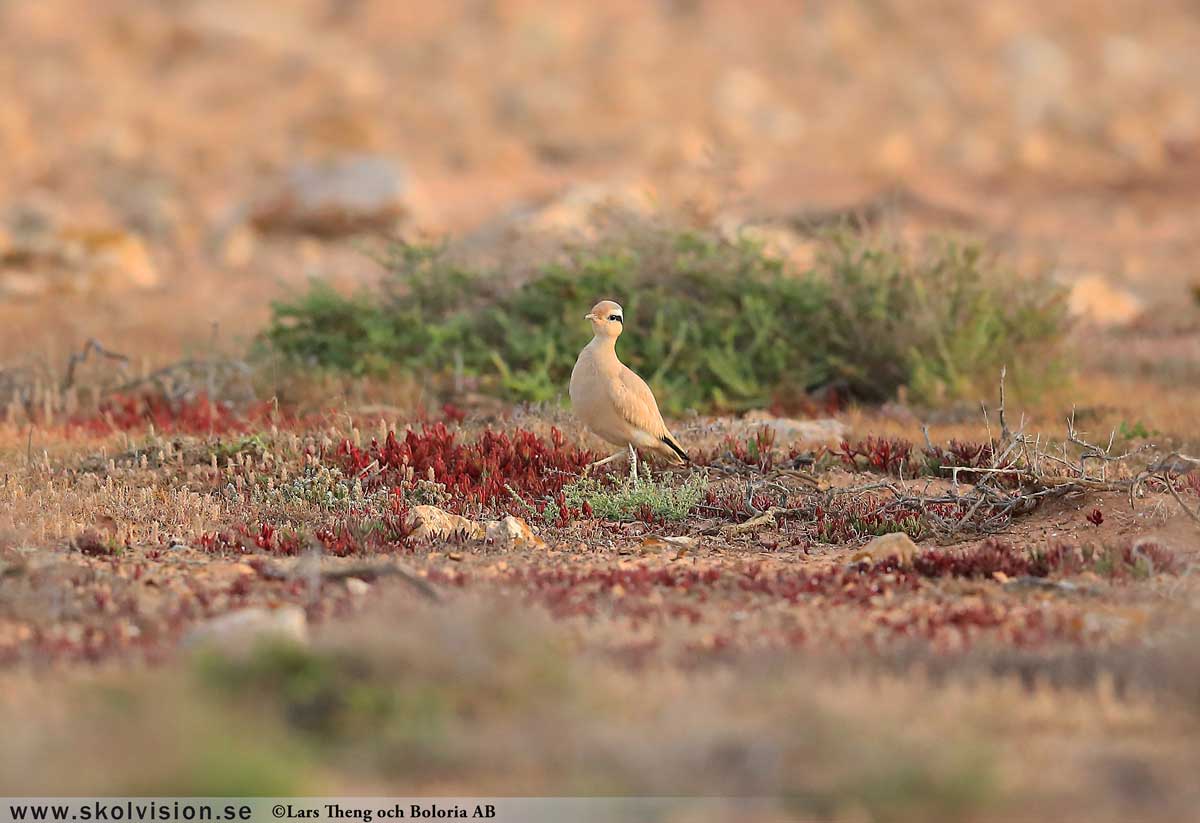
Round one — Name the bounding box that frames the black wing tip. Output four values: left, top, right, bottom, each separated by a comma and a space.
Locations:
661, 436, 690, 463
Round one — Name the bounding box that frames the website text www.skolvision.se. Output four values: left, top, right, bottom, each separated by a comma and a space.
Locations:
7, 802, 251, 822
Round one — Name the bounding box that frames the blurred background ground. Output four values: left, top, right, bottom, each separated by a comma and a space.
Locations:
2, 0, 1199, 364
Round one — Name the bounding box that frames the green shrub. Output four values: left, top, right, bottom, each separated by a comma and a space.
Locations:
260, 227, 1066, 411
816, 234, 1067, 402
265, 245, 487, 377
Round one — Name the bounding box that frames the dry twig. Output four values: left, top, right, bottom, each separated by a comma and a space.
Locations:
62, 338, 130, 391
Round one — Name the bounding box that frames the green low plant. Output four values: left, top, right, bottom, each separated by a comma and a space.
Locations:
564, 470, 708, 521
208, 434, 270, 465
251, 464, 386, 511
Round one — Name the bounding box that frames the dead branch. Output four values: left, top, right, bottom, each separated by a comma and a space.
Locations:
709, 374, 1187, 540
1064, 410, 1149, 482
62, 338, 130, 390
1158, 470, 1200, 526
109, 356, 254, 401
997, 365, 1010, 442
720, 506, 789, 536
257, 558, 440, 601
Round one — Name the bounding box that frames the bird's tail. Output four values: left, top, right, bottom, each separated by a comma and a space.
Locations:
660, 434, 690, 463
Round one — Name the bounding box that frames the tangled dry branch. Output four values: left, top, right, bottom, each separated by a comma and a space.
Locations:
730, 370, 1178, 539
852, 373, 1200, 536
1, 335, 257, 421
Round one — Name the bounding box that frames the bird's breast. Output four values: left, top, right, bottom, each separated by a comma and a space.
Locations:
569, 349, 633, 446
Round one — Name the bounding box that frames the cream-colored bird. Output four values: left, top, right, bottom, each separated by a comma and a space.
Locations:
570, 300, 689, 481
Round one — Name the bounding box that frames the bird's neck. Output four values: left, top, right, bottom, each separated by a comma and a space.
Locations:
588, 335, 621, 364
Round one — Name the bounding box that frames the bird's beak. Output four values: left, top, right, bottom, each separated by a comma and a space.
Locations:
584, 313, 596, 320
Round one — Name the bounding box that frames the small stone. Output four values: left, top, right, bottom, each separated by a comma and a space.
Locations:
62, 229, 160, 291
738, 413, 847, 447
0, 269, 45, 298
713, 67, 804, 142
861, 532, 920, 564
206, 561, 258, 583
404, 508, 545, 549
452, 181, 653, 271
219, 223, 257, 268
485, 515, 545, 550
406, 505, 485, 542
877, 132, 916, 173
183, 606, 307, 652
527, 182, 655, 235
0, 226, 159, 297
1068, 275, 1143, 327
639, 534, 697, 559
250, 154, 413, 236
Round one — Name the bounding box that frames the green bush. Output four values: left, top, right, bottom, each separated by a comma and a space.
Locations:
816, 234, 1067, 402
260, 227, 1066, 411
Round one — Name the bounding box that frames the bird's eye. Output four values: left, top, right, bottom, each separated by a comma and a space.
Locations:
608, 314, 622, 322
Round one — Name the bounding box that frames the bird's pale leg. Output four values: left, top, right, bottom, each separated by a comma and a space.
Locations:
586, 450, 626, 474
627, 443, 638, 485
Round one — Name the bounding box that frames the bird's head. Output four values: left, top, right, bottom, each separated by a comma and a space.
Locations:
585, 300, 624, 339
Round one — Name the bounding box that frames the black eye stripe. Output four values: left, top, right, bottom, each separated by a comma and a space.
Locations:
608, 314, 622, 322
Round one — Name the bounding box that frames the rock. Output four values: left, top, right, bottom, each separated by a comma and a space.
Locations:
713, 67, 804, 142
453, 181, 656, 272
638, 535, 697, 558
0, 225, 160, 298
485, 515, 544, 550
344, 577, 370, 597
250, 154, 414, 236
205, 562, 258, 583
406, 505, 485, 542
525, 182, 655, 235
0, 270, 46, 298
737, 413, 847, 447
1006, 34, 1073, 129
406, 507, 545, 548
184, 606, 307, 652
405, 506, 547, 548
218, 223, 257, 268
1068, 275, 1143, 327
860, 532, 919, 564
59, 229, 160, 291
877, 132, 916, 173
721, 507, 786, 536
